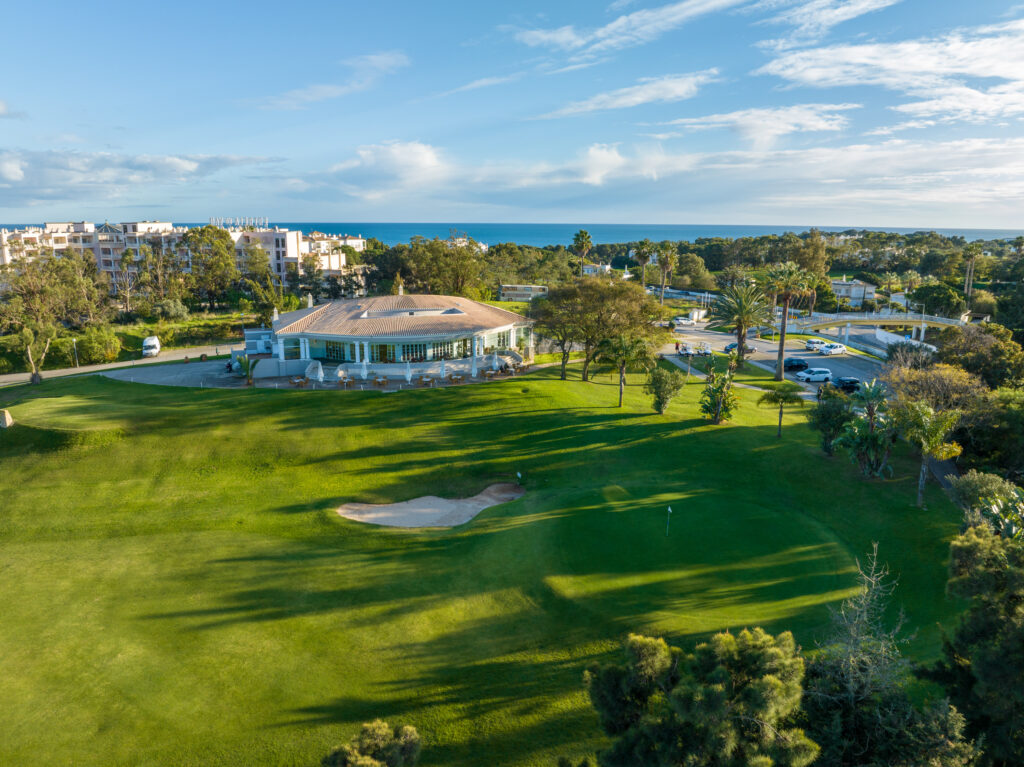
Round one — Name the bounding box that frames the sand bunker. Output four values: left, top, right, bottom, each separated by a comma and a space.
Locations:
338, 483, 525, 528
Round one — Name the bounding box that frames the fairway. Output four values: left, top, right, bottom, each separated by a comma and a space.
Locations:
0, 369, 960, 766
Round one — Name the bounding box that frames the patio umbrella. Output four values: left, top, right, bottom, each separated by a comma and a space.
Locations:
471, 352, 477, 378
305, 360, 323, 382
361, 358, 368, 380
492, 351, 499, 371
405, 361, 412, 383
439, 359, 446, 379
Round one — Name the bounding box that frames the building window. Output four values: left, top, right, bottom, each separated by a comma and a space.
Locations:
371, 344, 395, 363
431, 341, 454, 360
325, 341, 346, 361
402, 343, 426, 361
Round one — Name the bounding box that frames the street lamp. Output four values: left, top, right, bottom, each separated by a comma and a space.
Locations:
666, 506, 672, 536
72, 338, 79, 368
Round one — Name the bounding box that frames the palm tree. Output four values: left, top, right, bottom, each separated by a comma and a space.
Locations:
706, 285, 773, 365
758, 387, 805, 438
882, 271, 900, 295
896, 401, 962, 508
634, 238, 654, 289
764, 262, 811, 381
573, 229, 592, 279
901, 270, 920, 293
596, 334, 656, 407
657, 243, 677, 305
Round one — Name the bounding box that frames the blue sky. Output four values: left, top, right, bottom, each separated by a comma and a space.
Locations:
2, 0, 1023, 226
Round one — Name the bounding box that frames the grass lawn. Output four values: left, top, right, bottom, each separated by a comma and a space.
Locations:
481, 300, 531, 315
0, 370, 961, 766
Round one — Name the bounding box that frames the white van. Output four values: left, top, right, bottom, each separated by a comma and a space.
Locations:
141, 336, 161, 358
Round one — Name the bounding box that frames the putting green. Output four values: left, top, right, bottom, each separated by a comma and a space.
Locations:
0, 369, 960, 766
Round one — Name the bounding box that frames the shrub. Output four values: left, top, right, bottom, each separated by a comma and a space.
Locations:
76, 326, 122, 365
152, 298, 190, 321
644, 367, 685, 414
322, 719, 421, 767
948, 469, 1020, 510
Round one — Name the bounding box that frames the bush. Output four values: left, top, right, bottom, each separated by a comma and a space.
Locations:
322, 719, 421, 767
77, 326, 122, 365
644, 367, 685, 414
152, 298, 190, 321
948, 469, 1020, 511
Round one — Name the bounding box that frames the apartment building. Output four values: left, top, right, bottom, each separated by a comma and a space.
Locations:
228, 227, 303, 279
300, 231, 366, 274
499, 284, 548, 302
830, 277, 877, 307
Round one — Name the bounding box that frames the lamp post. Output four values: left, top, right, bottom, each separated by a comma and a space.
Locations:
666, 506, 672, 536
72, 338, 79, 368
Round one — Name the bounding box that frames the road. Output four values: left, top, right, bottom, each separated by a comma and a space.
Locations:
670, 323, 883, 387
0, 342, 240, 388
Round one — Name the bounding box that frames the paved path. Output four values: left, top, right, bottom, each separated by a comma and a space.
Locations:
0, 343, 239, 387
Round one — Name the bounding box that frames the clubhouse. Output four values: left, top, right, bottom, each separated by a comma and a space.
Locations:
244, 294, 534, 378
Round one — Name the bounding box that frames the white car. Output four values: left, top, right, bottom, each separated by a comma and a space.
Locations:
804, 338, 828, 351
796, 368, 832, 382
673, 316, 696, 326
820, 343, 847, 356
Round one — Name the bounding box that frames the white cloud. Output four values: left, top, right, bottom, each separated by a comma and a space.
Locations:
863, 119, 936, 136
328, 141, 452, 200
0, 100, 26, 119
664, 102, 860, 148
607, 0, 638, 11
0, 151, 269, 206
539, 70, 718, 118
261, 51, 410, 110
756, 0, 902, 49
758, 19, 1024, 123
515, 0, 746, 59
436, 73, 524, 97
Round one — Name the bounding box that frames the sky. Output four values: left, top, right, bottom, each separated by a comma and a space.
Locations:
2, 0, 1024, 227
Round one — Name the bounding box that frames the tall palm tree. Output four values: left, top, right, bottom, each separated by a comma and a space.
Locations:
882, 271, 900, 295
573, 229, 592, 279
758, 387, 805, 438
764, 262, 811, 381
634, 238, 654, 289
706, 285, 774, 365
657, 243, 678, 305
901, 270, 920, 293
596, 334, 656, 407
896, 401, 963, 508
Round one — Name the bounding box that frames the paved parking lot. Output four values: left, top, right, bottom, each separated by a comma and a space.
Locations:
672, 324, 883, 386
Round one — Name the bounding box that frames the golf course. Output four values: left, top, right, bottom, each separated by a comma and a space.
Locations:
0, 367, 961, 766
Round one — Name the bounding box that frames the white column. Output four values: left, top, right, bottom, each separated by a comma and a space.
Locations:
919, 323, 926, 343
844, 323, 851, 344
354, 343, 360, 363
363, 341, 370, 364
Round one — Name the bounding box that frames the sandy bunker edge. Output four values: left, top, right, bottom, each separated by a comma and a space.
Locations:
337, 483, 525, 528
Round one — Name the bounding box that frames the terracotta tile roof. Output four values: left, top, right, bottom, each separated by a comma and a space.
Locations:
273, 295, 528, 339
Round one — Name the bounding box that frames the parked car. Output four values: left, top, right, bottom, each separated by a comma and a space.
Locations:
673, 316, 696, 326
141, 336, 161, 358
725, 342, 756, 354
783, 358, 809, 371
805, 338, 828, 351
820, 343, 847, 356
835, 376, 861, 393
795, 368, 832, 382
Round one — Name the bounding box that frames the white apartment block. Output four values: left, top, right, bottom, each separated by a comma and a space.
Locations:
830, 277, 877, 307
0, 221, 306, 281
300, 231, 366, 274
499, 284, 548, 302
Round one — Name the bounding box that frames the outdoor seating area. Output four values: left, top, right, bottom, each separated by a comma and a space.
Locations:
256, 358, 526, 391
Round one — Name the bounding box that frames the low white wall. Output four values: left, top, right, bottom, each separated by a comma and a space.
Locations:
874, 327, 937, 352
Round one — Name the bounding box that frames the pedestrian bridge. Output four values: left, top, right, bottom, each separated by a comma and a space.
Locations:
788, 311, 965, 333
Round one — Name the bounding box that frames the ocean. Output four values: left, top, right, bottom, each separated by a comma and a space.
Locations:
244, 222, 1024, 247
6, 222, 1023, 247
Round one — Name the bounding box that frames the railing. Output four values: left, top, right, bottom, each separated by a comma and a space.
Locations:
791, 311, 964, 328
